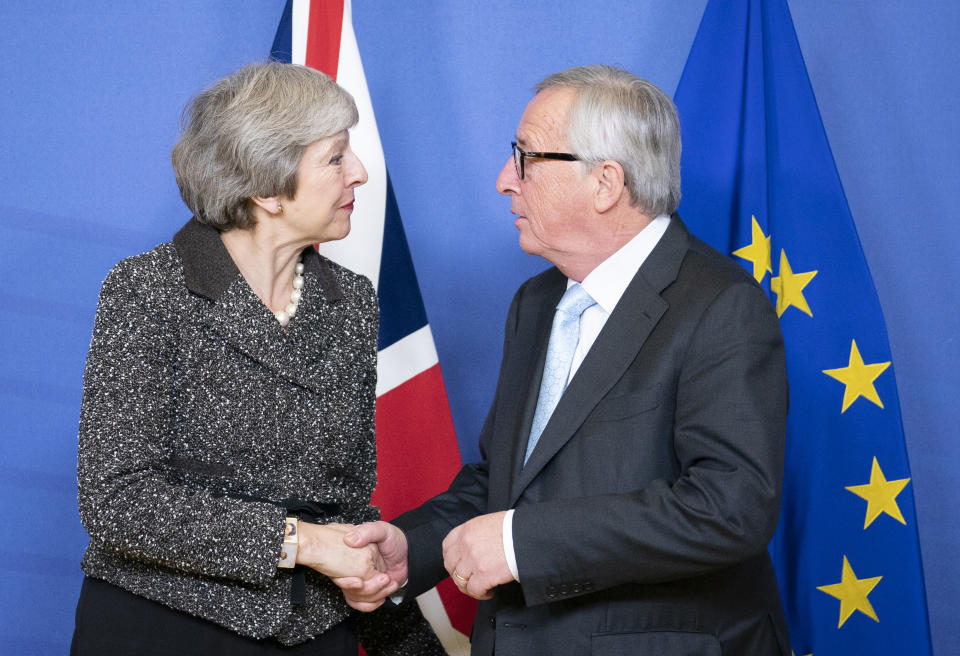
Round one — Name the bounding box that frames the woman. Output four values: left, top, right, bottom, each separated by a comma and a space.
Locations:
71, 62, 442, 655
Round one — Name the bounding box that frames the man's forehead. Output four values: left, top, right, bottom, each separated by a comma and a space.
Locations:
516, 87, 575, 147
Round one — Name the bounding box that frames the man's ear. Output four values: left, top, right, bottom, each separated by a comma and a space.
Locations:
593, 160, 626, 213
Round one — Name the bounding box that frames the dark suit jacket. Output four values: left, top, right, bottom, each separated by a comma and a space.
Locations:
394, 217, 791, 655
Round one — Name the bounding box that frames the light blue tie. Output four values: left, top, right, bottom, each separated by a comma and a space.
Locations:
524, 283, 597, 464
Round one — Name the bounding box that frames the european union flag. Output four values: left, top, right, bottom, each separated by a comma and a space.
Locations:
673, 1, 933, 653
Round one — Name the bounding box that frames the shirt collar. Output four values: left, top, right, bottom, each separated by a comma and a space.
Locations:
576, 214, 671, 313
172, 217, 342, 303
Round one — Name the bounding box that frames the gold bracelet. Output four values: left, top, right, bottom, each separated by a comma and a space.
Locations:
278, 516, 299, 568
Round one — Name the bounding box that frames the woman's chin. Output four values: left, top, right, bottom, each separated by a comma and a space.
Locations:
316, 221, 351, 244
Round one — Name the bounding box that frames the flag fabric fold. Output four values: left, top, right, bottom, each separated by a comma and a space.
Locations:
271, 1, 473, 653
674, 1, 932, 653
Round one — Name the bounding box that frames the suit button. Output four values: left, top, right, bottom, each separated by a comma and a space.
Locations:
559, 585, 568, 595
489, 617, 496, 628
571, 584, 581, 594
584, 581, 593, 591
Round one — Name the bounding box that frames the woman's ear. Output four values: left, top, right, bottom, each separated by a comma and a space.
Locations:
251, 195, 284, 215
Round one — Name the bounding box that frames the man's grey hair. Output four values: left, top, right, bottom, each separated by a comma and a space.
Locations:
536, 65, 681, 217
172, 61, 359, 230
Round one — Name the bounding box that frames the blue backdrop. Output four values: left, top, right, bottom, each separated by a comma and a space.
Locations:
1, 2, 956, 654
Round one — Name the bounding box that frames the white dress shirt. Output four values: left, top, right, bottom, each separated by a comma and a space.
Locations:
502, 215, 671, 580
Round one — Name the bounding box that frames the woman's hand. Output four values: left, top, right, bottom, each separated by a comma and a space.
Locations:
295, 522, 385, 579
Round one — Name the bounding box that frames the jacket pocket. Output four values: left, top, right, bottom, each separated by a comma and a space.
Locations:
588, 385, 661, 422
592, 630, 721, 656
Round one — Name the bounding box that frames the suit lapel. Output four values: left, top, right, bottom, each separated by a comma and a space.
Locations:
510, 217, 691, 505
484, 272, 566, 511
508, 275, 566, 499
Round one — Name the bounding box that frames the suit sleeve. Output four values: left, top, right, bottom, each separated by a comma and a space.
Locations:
390, 284, 528, 598
512, 279, 788, 606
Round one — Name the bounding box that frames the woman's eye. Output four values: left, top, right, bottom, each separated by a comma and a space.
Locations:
329, 154, 344, 165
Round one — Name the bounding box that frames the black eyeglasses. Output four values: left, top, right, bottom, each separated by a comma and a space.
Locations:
511, 141, 581, 179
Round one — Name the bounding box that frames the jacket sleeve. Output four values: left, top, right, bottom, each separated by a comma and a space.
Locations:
512, 279, 788, 606
77, 258, 286, 585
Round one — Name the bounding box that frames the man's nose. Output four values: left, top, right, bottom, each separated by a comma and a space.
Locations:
496, 157, 518, 195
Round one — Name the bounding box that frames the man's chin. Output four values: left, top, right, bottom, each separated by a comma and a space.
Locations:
517, 234, 544, 259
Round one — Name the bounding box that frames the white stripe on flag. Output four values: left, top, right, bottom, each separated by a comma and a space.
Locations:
291, 0, 309, 65
376, 325, 440, 397
315, 0, 387, 290
416, 588, 471, 656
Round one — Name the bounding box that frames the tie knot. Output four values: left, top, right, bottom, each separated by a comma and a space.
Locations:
557, 283, 596, 317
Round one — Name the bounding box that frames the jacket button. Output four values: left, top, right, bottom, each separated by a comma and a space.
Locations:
571, 584, 581, 594
489, 617, 496, 628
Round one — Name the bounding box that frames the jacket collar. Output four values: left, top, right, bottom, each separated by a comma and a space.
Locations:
172, 217, 343, 304
171, 217, 351, 396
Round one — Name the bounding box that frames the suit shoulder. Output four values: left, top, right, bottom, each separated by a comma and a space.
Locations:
669, 234, 771, 312
683, 235, 757, 287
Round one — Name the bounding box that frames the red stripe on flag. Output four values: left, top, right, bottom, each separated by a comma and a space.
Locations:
372, 364, 463, 521
305, 0, 344, 79
373, 364, 479, 640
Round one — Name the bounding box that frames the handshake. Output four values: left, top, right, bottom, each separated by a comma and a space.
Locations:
298, 512, 513, 611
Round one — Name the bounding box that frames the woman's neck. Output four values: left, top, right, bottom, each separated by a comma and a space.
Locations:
219, 226, 307, 314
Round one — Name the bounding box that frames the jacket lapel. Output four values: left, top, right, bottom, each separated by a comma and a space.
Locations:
510, 217, 691, 505
173, 218, 347, 397
486, 272, 566, 510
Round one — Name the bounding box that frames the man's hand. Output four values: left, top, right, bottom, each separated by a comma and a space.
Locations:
331, 521, 409, 612
442, 511, 512, 600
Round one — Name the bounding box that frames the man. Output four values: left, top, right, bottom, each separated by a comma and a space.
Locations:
338, 65, 792, 655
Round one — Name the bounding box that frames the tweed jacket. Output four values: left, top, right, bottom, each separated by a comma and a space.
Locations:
77, 218, 442, 652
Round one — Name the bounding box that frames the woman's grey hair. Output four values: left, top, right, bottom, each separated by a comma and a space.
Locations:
536, 65, 681, 217
172, 61, 359, 230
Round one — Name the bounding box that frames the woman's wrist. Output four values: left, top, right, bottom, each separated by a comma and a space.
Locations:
293, 521, 334, 572
294, 522, 380, 579
278, 516, 298, 568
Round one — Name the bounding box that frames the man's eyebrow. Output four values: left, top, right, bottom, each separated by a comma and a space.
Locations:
515, 136, 527, 147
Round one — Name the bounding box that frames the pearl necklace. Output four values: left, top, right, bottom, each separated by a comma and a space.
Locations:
274, 260, 305, 327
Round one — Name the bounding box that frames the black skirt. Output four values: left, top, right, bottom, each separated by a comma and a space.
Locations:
70, 576, 358, 656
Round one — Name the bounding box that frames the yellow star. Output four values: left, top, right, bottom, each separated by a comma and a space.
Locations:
732, 215, 772, 283
822, 340, 891, 413
817, 555, 882, 627
846, 457, 910, 529
770, 250, 817, 317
